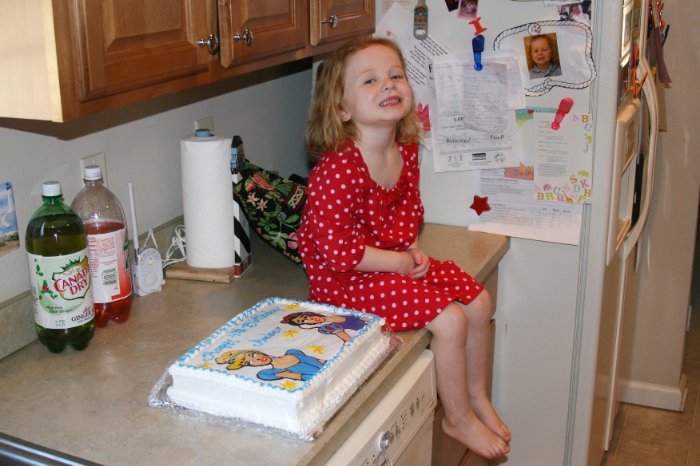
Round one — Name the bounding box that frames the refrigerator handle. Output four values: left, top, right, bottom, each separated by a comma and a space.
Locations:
622, 57, 659, 258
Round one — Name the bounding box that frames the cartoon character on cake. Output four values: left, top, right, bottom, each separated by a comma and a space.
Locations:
281, 311, 370, 343
216, 349, 326, 381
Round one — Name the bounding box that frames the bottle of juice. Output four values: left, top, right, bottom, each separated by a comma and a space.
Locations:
71, 165, 133, 327
25, 181, 95, 353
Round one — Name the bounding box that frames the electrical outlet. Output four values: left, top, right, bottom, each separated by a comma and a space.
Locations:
80, 152, 108, 187
194, 116, 214, 134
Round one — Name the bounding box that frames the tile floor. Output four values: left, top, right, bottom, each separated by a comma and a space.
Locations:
600, 236, 700, 465
601, 313, 699, 466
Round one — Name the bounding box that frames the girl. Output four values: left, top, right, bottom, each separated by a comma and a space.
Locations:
527, 34, 562, 79
298, 37, 511, 459
281, 311, 369, 343
215, 349, 325, 381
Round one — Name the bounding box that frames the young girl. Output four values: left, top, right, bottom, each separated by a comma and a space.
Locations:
527, 34, 562, 79
298, 37, 511, 459
281, 311, 369, 343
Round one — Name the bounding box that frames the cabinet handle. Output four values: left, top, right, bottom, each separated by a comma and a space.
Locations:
321, 15, 338, 29
233, 29, 254, 46
197, 34, 219, 54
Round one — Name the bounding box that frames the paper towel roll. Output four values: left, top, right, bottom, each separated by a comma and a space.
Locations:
180, 132, 235, 268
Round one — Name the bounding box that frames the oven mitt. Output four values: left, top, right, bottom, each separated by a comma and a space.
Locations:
233, 160, 307, 266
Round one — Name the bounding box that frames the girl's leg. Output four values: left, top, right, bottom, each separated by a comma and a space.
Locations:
459, 290, 511, 442
426, 301, 509, 460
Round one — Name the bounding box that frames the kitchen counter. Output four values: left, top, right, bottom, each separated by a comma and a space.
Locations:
0, 224, 508, 466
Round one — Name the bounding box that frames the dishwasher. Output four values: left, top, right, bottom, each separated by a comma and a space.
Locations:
326, 349, 437, 466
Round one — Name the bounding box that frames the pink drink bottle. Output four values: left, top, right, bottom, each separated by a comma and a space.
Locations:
71, 165, 133, 327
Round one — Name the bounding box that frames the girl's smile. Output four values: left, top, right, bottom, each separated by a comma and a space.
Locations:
294, 314, 324, 325
245, 351, 271, 366
339, 44, 413, 130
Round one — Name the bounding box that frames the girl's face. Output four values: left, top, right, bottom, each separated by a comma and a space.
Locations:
339, 44, 413, 133
243, 351, 272, 367
531, 38, 553, 69
292, 314, 325, 325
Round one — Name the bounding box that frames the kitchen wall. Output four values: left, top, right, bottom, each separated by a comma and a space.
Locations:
0, 62, 314, 306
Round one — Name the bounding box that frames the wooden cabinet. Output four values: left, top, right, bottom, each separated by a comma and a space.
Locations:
217, 0, 307, 68
0, 0, 374, 122
64, 0, 211, 102
310, 0, 375, 46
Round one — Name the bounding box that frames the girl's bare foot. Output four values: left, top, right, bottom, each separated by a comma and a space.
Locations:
442, 413, 510, 460
471, 396, 512, 442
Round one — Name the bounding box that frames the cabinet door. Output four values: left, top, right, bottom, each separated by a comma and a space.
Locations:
217, 0, 307, 68
66, 0, 211, 102
310, 0, 374, 46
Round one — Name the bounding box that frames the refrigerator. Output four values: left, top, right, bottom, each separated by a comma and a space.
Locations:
374, 1, 698, 465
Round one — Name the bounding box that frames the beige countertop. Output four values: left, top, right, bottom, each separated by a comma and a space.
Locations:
0, 224, 508, 466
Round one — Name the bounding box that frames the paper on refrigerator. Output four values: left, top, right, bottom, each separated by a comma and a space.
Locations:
467, 107, 585, 245
430, 52, 524, 172
468, 167, 583, 245
533, 110, 593, 204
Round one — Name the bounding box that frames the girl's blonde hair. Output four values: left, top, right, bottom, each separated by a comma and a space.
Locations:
216, 349, 254, 370
306, 37, 423, 159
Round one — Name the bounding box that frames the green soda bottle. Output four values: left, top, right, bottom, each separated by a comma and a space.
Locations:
25, 181, 95, 353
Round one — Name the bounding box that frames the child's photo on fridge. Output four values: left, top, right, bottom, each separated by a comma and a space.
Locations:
524, 33, 563, 80
558, 1, 592, 26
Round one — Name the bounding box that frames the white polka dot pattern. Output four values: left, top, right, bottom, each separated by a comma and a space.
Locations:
298, 141, 483, 331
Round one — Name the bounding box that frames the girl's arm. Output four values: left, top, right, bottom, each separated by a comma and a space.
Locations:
276, 371, 303, 381
334, 330, 351, 342
354, 245, 415, 275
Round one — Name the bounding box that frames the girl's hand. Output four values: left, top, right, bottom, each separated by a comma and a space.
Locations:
395, 250, 417, 276
407, 246, 429, 279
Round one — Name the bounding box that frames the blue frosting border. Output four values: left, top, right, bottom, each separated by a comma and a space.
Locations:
174, 297, 384, 394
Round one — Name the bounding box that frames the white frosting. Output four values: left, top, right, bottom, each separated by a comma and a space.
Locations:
167, 297, 391, 437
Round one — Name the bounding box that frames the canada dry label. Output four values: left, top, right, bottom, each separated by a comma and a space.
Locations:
27, 250, 94, 329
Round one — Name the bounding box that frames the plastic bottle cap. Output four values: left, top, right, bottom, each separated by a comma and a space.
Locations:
195, 129, 212, 137
83, 164, 103, 181
42, 181, 62, 197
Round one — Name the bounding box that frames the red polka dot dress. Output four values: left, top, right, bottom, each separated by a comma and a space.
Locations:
298, 140, 483, 332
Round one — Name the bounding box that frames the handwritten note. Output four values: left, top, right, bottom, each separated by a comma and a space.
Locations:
430, 52, 524, 172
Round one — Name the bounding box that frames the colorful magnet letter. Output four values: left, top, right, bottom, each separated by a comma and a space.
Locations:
472, 35, 485, 71
551, 98, 574, 130
470, 195, 491, 215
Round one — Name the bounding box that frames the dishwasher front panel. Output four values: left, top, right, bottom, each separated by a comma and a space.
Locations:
326, 350, 437, 466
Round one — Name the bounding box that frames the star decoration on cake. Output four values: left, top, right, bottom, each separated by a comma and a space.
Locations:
470, 195, 491, 216
283, 330, 299, 338
284, 303, 301, 310
307, 345, 325, 355
280, 381, 297, 391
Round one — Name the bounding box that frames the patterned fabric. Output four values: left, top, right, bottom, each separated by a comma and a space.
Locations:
233, 161, 307, 265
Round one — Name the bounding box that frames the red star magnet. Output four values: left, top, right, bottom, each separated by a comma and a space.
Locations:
470, 195, 491, 216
